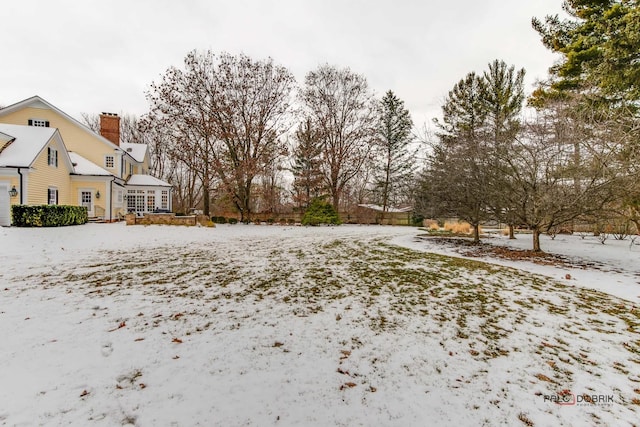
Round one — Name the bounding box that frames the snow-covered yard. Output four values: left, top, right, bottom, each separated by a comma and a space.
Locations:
0, 223, 639, 426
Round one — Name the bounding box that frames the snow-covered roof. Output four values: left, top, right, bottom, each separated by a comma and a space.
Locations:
120, 142, 148, 163
68, 152, 112, 176
0, 123, 57, 167
0, 96, 131, 159
127, 174, 171, 187
358, 204, 413, 213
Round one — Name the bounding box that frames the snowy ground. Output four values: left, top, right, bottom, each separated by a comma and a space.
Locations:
0, 223, 639, 426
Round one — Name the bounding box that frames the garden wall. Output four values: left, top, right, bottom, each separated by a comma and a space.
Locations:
125, 213, 213, 227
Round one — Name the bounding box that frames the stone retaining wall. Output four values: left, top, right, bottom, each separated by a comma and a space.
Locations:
125, 213, 213, 227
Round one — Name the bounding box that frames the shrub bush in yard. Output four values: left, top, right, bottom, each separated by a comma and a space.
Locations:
11, 205, 88, 227
301, 199, 341, 226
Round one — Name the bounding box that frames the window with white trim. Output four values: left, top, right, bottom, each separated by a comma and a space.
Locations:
105, 155, 114, 168
161, 190, 168, 209
48, 187, 58, 205
117, 190, 123, 204
147, 192, 155, 212
28, 119, 49, 127
127, 190, 136, 212
47, 147, 58, 167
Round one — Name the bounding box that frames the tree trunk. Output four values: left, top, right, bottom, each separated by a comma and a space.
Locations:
202, 184, 210, 216
532, 228, 542, 252
332, 191, 340, 212
508, 224, 515, 239
472, 224, 480, 243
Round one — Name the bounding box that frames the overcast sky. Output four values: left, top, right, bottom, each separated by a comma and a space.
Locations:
2, 0, 565, 127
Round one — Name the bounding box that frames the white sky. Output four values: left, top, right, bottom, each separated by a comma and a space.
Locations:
2, 0, 565, 126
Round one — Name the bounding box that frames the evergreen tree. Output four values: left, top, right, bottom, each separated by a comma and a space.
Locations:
532, 0, 640, 102
481, 60, 526, 238
372, 90, 415, 221
291, 119, 325, 209
424, 72, 490, 242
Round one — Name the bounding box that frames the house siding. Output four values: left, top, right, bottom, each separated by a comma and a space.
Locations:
0, 107, 123, 178
27, 141, 72, 205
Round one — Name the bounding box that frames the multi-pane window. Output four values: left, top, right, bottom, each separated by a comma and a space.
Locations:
28, 119, 49, 127
147, 192, 155, 212
136, 190, 145, 213
127, 190, 136, 212
48, 188, 58, 205
105, 155, 114, 168
161, 190, 168, 209
47, 147, 58, 167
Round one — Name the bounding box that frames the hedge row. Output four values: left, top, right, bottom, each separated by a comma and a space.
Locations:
11, 205, 89, 227
211, 216, 239, 224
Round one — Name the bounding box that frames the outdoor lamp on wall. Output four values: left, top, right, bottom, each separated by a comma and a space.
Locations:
9, 186, 18, 198
96, 190, 101, 199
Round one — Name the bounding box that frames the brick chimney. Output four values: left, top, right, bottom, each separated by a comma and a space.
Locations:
99, 112, 120, 146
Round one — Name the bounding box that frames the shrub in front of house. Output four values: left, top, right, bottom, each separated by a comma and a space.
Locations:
227, 217, 238, 224
301, 199, 341, 226
11, 205, 89, 227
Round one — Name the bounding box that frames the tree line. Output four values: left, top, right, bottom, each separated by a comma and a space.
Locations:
84, 0, 638, 252
418, 0, 640, 251
134, 52, 416, 223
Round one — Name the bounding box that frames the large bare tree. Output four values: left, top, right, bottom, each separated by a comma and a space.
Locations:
500, 98, 623, 251
144, 51, 295, 219
301, 65, 377, 210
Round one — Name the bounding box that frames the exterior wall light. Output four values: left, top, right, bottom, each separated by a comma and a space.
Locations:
9, 186, 18, 197
96, 190, 101, 199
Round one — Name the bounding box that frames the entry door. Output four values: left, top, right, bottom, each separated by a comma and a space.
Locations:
80, 190, 94, 217
0, 183, 9, 226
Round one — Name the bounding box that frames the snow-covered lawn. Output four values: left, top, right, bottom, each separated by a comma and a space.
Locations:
1, 223, 639, 426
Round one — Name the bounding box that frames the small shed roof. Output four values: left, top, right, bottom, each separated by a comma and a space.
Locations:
358, 204, 413, 213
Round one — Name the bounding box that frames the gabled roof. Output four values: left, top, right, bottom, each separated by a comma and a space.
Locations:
0, 95, 138, 164
127, 174, 172, 187
120, 142, 148, 163
68, 152, 112, 176
0, 123, 59, 167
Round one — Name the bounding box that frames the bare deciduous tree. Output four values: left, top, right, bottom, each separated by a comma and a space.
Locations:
501, 99, 622, 251
301, 65, 377, 210
144, 51, 295, 219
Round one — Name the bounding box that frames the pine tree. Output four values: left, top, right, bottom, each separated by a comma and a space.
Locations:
372, 90, 415, 221
291, 119, 325, 209
532, 0, 640, 102
481, 60, 526, 238
424, 72, 490, 242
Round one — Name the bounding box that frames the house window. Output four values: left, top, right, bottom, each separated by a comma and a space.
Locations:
105, 155, 114, 168
28, 119, 49, 127
127, 190, 136, 212
147, 193, 155, 212
161, 190, 168, 209
117, 190, 123, 204
47, 147, 58, 167
48, 188, 58, 205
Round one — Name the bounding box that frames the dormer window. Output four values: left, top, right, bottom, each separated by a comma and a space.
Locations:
28, 119, 50, 127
